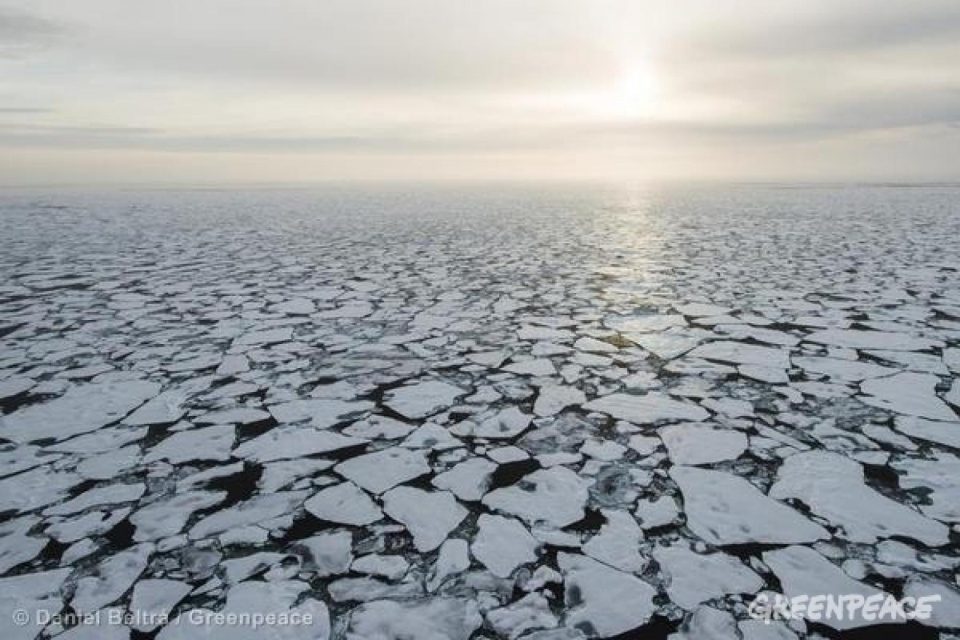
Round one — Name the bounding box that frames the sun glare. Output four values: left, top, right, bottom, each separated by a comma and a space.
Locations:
604, 63, 660, 118
552, 62, 661, 121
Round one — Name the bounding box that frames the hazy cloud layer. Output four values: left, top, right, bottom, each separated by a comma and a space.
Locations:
1, 0, 958, 184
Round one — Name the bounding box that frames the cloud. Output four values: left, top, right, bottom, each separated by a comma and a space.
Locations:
0, 107, 54, 113
677, 2, 960, 59
5, 0, 615, 91
1, 0, 959, 181
0, 6, 64, 55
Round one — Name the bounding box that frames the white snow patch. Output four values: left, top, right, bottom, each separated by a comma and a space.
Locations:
483, 467, 589, 528
670, 466, 828, 545
472, 514, 538, 578
334, 447, 430, 494
559, 552, 656, 637
382, 486, 467, 552
583, 392, 709, 424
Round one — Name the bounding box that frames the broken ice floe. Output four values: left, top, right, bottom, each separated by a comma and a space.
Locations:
2, 187, 959, 639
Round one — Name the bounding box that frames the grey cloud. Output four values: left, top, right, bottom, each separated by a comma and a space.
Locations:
676, 2, 960, 61
0, 107, 55, 113
2, 0, 959, 182
3, 97, 957, 156
0, 6, 64, 52
2, 0, 612, 90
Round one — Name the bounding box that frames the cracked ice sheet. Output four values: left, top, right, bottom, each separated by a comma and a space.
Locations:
160, 580, 330, 640
559, 552, 657, 637
472, 514, 539, 578
858, 372, 958, 421
670, 466, 828, 546
189, 491, 309, 539
304, 481, 382, 525
384, 380, 466, 419
0, 379, 160, 442
804, 329, 941, 351
4, 185, 960, 639
653, 544, 763, 610
659, 422, 747, 465
483, 466, 589, 528
346, 597, 481, 640
763, 545, 897, 631
382, 486, 467, 552
582, 392, 709, 423
0, 569, 72, 640
0, 517, 45, 574
232, 426, 365, 462
770, 450, 949, 546
892, 452, 960, 522
72, 543, 153, 613
334, 446, 430, 494
687, 340, 790, 369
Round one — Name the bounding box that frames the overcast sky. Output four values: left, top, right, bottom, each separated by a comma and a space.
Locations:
1, 0, 959, 185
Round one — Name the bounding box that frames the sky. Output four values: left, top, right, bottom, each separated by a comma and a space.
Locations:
1, 0, 959, 185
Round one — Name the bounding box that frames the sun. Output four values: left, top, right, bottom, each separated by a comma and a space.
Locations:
602, 63, 660, 119
514, 60, 661, 122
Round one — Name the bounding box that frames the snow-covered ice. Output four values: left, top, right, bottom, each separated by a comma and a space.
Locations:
582, 392, 709, 423
770, 450, 949, 546
304, 481, 382, 525
334, 446, 430, 494
472, 514, 539, 577
671, 466, 829, 545
659, 422, 747, 465
2, 185, 959, 638
559, 552, 657, 636
382, 486, 467, 552
653, 544, 763, 609
483, 466, 589, 528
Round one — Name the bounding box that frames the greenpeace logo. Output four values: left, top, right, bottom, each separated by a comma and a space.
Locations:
747, 592, 941, 624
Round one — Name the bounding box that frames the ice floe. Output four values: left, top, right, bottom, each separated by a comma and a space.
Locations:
653, 544, 763, 609
382, 486, 467, 552
581, 509, 646, 573
334, 446, 430, 494
346, 597, 481, 640
384, 380, 466, 419
2, 187, 959, 639
770, 450, 949, 546
483, 467, 589, 528
763, 545, 892, 631
0, 379, 159, 442
582, 392, 709, 424
659, 423, 747, 465
233, 426, 364, 462
559, 552, 657, 636
859, 372, 958, 421
671, 466, 828, 545
304, 481, 383, 525
472, 514, 539, 577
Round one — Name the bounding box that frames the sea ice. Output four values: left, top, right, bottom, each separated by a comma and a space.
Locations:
304, 482, 383, 525
483, 466, 589, 528
659, 423, 747, 465
384, 380, 466, 419
770, 450, 949, 545
472, 514, 539, 577
382, 486, 467, 552
0, 379, 160, 442
653, 544, 763, 610
346, 597, 481, 640
859, 372, 958, 421
559, 552, 657, 637
583, 392, 709, 424
670, 466, 828, 545
763, 545, 893, 631
334, 447, 430, 494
